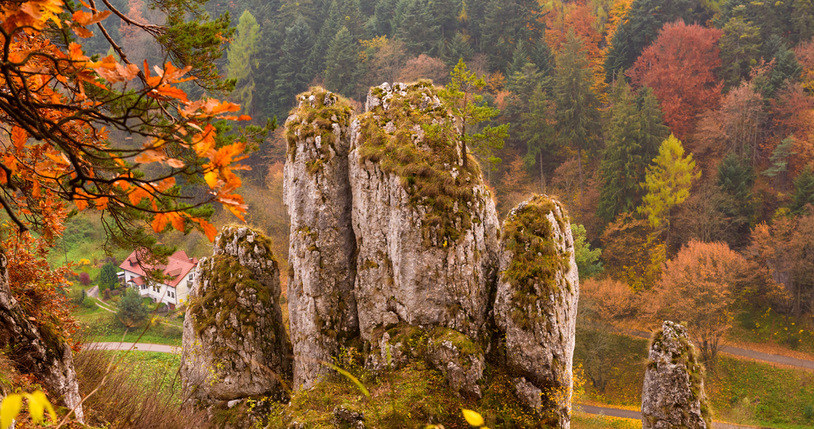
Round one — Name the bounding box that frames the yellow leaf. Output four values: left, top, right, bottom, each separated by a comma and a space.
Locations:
25, 391, 56, 425
1, 394, 23, 429
462, 409, 484, 427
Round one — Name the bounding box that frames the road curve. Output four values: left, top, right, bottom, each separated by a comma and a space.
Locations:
84, 342, 180, 354
628, 329, 814, 371
576, 404, 762, 429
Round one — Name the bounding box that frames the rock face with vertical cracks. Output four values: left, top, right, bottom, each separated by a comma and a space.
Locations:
181, 226, 292, 410
641, 321, 711, 429
0, 250, 84, 422
283, 88, 359, 389
347, 82, 500, 396
493, 195, 579, 428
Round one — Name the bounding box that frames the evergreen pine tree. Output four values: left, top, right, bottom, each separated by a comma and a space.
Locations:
395, 0, 440, 54
226, 10, 261, 113
273, 16, 315, 116
325, 26, 361, 97
790, 167, 814, 215
554, 31, 601, 190
716, 154, 756, 246
519, 83, 556, 192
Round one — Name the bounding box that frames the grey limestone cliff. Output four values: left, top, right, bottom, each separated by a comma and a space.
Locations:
181, 226, 292, 410
283, 88, 360, 390
346, 82, 500, 397
0, 249, 84, 422
348, 82, 500, 343
641, 321, 711, 429
493, 195, 579, 428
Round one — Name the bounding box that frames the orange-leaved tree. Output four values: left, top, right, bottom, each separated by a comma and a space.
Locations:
0, 0, 252, 249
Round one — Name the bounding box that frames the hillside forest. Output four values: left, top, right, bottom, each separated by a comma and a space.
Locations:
2, 0, 814, 427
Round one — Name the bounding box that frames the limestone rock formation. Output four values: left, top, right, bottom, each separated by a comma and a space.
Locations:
641, 321, 711, 429
493, 195, 579, 428
181, 226, 292, 410
348, 81, 500, 343
0, 250, 84, 422
283, 88, 360, 389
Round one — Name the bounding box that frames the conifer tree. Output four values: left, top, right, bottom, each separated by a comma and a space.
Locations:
554, 31, 601, 190
598, 82, 668, 223
519, 84, 556, 192
442, 59, 507, 176
481, 0, 544, 72
394, 0, 440, 54
226, 10, 261, 113
324, 26, 362, 97
273, 16, 315, 116
639, 134, 700, 231
716, 154, 756, 246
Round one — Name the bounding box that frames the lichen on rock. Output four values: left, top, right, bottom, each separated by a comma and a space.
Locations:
641, 321, 711, 429
349, 82, 500, 349
284, 87, 360, 389
181, 226, 292, 412
493, 195, 579, 428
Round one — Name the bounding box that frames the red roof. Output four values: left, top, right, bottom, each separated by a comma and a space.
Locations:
119, 250, 198, 288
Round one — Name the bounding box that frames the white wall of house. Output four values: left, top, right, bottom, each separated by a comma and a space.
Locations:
119, 268, 194, 306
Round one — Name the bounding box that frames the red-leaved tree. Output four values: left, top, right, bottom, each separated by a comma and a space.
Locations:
627, 21, 724, 140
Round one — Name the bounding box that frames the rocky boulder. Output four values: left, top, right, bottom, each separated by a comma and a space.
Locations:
283, 88, 360, 389
348, 81, 500, 343
641, 321, 711, 429
493, 195, 579, 428
181, 226, 292, 410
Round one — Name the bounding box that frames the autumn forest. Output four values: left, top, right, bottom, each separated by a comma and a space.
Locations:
1, 0, 814, 427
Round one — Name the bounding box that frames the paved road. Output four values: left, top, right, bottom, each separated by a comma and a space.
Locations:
85, 342, 180, 354
629, 329, 814, 371
577, 404, 762, 428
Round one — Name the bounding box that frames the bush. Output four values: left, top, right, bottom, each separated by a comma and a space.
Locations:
78, 272, 91, 286
98, 262, 119, 292
117, 289, 148, 328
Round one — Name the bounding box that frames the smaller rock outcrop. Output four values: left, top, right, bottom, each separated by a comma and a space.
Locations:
0, 250, 84, 422
181, 226, 292, 412
493, 195, 579, 428
284, 88, 359, 390
641, 321, 711, 429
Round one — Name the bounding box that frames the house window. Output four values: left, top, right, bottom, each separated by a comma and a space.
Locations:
169, 290, 175, 298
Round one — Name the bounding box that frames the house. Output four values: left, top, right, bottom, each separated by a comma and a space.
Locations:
118, 249, 199, 307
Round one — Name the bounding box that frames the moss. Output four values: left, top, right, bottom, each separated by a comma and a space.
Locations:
501, 196, 569, 328
647, 325, 712, 427
285, 87, 354, 173
357, 82, 486, 246
188, 255, 273, 342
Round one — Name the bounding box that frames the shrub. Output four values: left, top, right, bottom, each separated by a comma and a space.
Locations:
98, 262, 118, 292
78, 272, 91, 286
117, 289, 148, 328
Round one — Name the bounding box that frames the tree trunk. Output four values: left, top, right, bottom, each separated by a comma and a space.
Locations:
539, 152, 547, 194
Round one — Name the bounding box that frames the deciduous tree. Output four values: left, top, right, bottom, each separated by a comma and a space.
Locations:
648, 240, 752, 366
627, 21, 723, 140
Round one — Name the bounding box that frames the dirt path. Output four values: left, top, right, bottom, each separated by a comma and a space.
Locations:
577, 404, 761, 428
628, 329, 814, 371
85, 342, 180, 354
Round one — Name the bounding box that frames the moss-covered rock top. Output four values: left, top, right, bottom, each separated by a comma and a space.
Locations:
501, 195, 570, 327
647, 321, 712, 427
356, 81, 486, 245
285, 87, 354, 167
189, 256, 272, 340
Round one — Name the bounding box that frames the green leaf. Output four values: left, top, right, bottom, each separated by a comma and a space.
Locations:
1, 394, 23, 429
322, 362, 370, 398
462, 408, 484, 426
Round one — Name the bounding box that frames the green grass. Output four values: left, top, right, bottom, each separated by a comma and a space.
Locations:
102, 351, 182, 401
730, 308, 814, 355
265, 360, 546, 428
575, 328, 814, 428
572, 412, 641, 429
74, 298, 183, 346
